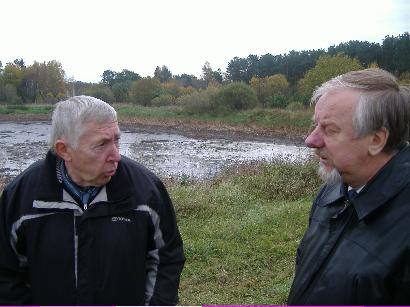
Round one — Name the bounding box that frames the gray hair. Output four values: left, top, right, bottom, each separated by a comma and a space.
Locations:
49, 95, 117, 150
312, 68, 410, 153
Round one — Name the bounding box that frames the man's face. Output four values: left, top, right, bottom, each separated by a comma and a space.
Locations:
305, 90, 372, 187
64, 121, 121, 187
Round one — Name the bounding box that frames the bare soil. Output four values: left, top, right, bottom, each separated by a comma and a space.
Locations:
0, 114, 306, 145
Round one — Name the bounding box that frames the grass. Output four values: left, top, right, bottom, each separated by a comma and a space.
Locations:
0, 104, 54, 115
0, 103, 313, 136
169, 160, 321, 305
116, 104, 313, 135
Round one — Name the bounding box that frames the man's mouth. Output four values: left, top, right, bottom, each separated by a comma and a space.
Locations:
105, 169, 117, 177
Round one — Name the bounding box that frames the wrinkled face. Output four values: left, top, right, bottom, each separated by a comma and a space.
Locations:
64, 121, 121, 187
305, 90, 372, 187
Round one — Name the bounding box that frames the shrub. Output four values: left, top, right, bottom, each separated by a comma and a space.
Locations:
266, 93, 287, 108
297, 54, 363, 104
83, 85, 115, 103
286, 101, 305, 111
112, 82, 130, 102
129, 77, 163, 106
178, 86, 220, 114
213, 82, 257, 112
3, 84, 22, 104
151, 94, 176, 107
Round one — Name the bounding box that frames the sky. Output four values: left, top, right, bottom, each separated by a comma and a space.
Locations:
1, 0, 409, 83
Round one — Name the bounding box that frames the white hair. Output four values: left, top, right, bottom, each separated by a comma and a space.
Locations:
318, 162, 342, 185
312, 68, 410, 153
49, 95, 117, 151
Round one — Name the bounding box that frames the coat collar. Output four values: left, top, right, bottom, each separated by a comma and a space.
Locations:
317, 145, 410, 220
36, 151, 133, 202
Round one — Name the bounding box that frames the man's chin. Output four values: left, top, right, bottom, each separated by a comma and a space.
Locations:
318, 163, 342, 185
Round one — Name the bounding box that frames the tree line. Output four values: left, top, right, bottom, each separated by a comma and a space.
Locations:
0, 32, 408, 112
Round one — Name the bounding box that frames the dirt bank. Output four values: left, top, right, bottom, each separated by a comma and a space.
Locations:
0, 114, 306, 145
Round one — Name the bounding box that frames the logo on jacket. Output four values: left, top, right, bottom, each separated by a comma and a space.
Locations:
111, 216, 131, 223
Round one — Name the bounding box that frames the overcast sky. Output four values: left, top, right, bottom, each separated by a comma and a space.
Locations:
1, 0, 409, 83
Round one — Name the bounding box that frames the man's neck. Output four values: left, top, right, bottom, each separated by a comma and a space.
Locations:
351, 151, 397, 189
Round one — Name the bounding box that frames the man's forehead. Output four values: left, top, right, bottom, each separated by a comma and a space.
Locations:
315, 91, 358, 118
82, 121, 120, 136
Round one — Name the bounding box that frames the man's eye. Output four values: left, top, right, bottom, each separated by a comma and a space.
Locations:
95, 142, 106, 148
324, 127, 338, 135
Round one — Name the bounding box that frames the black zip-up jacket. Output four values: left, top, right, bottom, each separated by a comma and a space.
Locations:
0, 151, 185, 305
288, 145, 410, 305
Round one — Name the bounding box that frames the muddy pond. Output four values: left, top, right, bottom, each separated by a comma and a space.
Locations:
0, 122, 310, 180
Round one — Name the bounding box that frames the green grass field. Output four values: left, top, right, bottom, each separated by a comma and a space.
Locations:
169, 161, 320, 305
0, 103, 313, 136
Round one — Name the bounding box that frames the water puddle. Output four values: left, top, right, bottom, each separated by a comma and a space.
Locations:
0, 122, 310, 180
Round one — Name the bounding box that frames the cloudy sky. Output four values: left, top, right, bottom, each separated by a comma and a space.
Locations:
1, 0, 408, 83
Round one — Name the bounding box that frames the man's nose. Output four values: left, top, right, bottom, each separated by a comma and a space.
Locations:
305, 127, 324, 148
108, 144, 121, 162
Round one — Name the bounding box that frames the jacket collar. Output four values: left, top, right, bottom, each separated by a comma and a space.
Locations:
317, 145, 410, 220
36, 151, 133, 202
353, 145, 410, 220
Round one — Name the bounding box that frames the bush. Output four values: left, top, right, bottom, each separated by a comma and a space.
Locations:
297, 54, 363, 103
112, 82, 130, 102
151, 94, 176, 107
286, 101, 305, 111
266, 94, 287, 108
129, 77, 163, 106
3, 84, 22, 104
213, 82, 257, 112
177, 86, 220, 114
83, 85, 115, 103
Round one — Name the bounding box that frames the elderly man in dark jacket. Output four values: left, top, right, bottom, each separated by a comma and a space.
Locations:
288, 68, 410, 305
0, 96, 185, 305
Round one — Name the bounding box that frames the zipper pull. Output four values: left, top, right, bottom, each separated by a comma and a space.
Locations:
84, 203, 88, 210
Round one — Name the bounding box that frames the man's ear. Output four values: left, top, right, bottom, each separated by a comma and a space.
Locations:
368, 127, 389, 156
54, 139, 72, 162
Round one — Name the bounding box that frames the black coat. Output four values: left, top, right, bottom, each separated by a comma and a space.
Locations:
288, 145, 410, 305
0, 151, 185, 305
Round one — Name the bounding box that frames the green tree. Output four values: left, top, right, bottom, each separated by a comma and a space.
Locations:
2, 63, 24, 88
328, 40, 382, 68
298, 54, 363, 103
381, 32, 410, 75
112, 82, 129, 102
2, 62, 25, 102
129, 77, 162, 106
154, 65, 172, 83
83, 85, 115, 103
174, 73, 205, 88
250, 74, 289, 107
2, 84, 22, 104
202, 61, 214, 85
13, 58, 26, 68
101, 70, 116, 86
202, 61, 223, 85
24, 60, 66, 103
226, 57, 248, 82
246, 54, 259, 81
258, 53, 276, 78
162, 80, 183, 97
115, 69, 140, 83
213, 82, 257, 112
